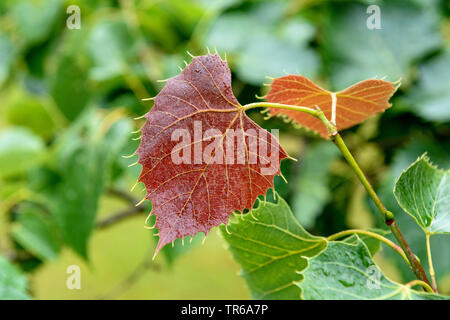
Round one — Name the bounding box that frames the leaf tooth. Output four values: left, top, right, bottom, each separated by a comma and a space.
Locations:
128, 160, 139, 167
122, 153, 137, 159
131, 135, 141, 141
133, 114, 146, 120
135, 195, 147, 207
186, 50, 195, 58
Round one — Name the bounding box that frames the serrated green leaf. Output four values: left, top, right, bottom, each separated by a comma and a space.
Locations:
220, 196, 327, 299
394, 155, 449, 235
299, 240, 448, 300
377, 138, 450, 286
293, 142, 339, 228
0, 255, 30, 300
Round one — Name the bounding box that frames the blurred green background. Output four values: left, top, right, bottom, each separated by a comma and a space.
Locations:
0, 0, 449, 299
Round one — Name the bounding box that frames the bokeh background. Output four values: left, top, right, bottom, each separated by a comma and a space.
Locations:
0, 0, 449, 299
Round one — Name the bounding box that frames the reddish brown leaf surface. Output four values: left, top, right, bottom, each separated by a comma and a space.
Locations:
266, 75, 397, 138
136, 54, 287, 254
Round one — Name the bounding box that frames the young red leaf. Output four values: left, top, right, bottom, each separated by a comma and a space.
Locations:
266, 75, 398, 138
136, 54, 288, 255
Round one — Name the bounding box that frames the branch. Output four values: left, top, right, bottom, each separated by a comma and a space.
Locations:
96, 205, 146, 230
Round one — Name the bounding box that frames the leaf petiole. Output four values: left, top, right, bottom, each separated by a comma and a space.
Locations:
425, 233, 438, 292
404, 280, 434, 293
327, 229, 410, 266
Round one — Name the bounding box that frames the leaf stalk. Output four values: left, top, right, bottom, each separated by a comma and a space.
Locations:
425, 233, 438, 292
327, 229, 409, 266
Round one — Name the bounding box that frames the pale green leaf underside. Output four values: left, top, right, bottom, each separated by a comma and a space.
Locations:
299, 240, 448, 300
220, 197, 326, 299
394, 155, 449, 235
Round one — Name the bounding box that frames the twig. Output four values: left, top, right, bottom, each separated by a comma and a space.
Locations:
96, 205, 146, 229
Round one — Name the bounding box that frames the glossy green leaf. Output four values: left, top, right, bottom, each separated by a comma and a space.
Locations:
0, 128, 44, 179
220, 196, 327, 299
0, 255, 30, 300
293, 142, 339, 228
394, 155, 449, 235
299, 240, 448, 300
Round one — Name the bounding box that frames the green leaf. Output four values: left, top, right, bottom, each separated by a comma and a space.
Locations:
220, 196, 327, 299
10, 0, 62, 47
206, 2, 318, 85
5, 88, 57, 139
292, 142, 339, 228
404, 50, 450, 122
394, 154, 449, 235
0, 128, 44, 179
237, 32, 318, 85
0, 255, 31, 300
47, 112, 133, 258
12, 205, 61, 261
0, 33, 16, 85
49, 55, 90, 121
323, 1, 441, 88
87, 20, 136, 82
299, 240, 448, 300
377, 138, 450, 285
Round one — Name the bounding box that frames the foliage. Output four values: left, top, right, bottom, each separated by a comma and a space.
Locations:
0, 0, 449, 300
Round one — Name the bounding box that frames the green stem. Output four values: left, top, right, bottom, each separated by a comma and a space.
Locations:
331, 134, 394, 221
425, 233, 438, 293
405, 280, 434, 293
243, 102, 432, 288
327, 229, 410, 265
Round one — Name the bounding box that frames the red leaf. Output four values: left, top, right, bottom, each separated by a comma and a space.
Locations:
266, 75, 397, 138
136, 54, 287, 255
